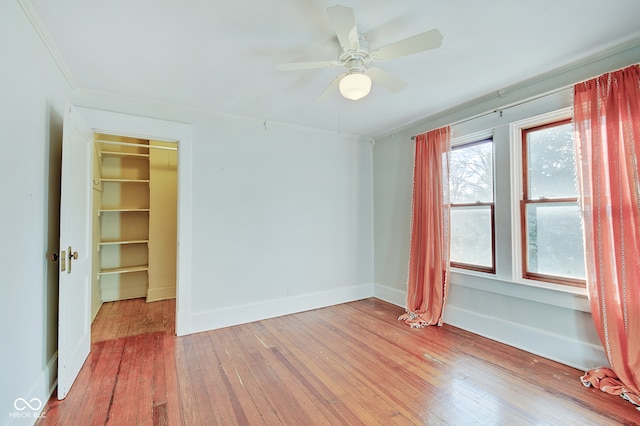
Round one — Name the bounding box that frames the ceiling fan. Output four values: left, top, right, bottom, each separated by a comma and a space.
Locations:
276, 5, 443, 101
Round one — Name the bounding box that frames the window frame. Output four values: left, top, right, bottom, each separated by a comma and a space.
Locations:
449, 136, 496, 274
519, 118, 586, 287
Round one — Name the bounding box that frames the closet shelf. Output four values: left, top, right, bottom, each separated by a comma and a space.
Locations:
99, 151, 149, 159
98, 265, 149, 276
99, 239, 149, 246
99, 208, 150, 213
101, 178, 150, 183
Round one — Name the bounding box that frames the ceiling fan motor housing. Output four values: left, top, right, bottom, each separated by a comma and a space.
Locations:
339, 41, 372, 74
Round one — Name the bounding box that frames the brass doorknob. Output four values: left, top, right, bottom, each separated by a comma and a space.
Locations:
69, 251, 78, 260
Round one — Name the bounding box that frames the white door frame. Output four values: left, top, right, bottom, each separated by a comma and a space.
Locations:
76, 106, 193, 336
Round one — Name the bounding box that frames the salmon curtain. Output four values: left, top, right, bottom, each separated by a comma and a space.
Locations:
573, 65, 640, 410
399, 127, 451, 328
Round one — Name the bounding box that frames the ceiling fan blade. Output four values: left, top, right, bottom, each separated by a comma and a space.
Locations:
317, 73, 344, 101
371, 29, 443, 61
275, 61, 340, 71
367, 67, 407, 93
327, 5, 360, 51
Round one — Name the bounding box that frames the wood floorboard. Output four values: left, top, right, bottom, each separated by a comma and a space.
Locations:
235, 324, 289, 424
151, 334, 167, 414
327, 305, 489, 424
249, 321, 355, 422
173, 334, 197, 425
38, 297, 640, 425
257, 317, 401, 425
246, 324, 353, 425
195, 332, 228, 424
206, 335, 251, 425
210, 323, 282, 425
310, 307, 464, 424
84, 339, 123, 426
105, 332, 137, 425
161, 334, 183, 426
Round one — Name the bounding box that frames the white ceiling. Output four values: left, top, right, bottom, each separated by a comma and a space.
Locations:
29, 0, 640, 137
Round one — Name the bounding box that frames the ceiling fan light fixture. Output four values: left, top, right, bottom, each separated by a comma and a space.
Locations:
339, 72, 372, 100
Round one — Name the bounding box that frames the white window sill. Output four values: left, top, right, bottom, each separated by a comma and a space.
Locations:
449, 267, 591, 313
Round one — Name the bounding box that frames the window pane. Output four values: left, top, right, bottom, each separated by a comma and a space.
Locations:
526, 202, 585, 280
451, 206, 492, 268
450, 140, 493, 203
527, 123, 577, 199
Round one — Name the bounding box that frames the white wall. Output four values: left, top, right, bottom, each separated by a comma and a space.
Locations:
188, 116, 374, 329
0, 2, 73, 425
372, 42, 640, 371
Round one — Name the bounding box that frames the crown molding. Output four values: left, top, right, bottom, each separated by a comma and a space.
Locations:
72, 87, 366, 141
375, 37, 640, 140
17, 0, 78, 90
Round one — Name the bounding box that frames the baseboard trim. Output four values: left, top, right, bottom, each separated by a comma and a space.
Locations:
101, 281, 147, 302
373, 283, 406, 308
146, 286, 176, 302
188, 284, 374, 335
371, 283, 607, 371
443, 304, 608, 371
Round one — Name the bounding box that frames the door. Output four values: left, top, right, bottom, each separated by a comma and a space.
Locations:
57, 104, 94, 399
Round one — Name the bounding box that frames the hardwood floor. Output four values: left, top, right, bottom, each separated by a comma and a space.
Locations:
38, 298, 639, 425
91, 298, 175, 343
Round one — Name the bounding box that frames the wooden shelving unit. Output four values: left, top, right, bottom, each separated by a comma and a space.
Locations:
95, 137, 151, 301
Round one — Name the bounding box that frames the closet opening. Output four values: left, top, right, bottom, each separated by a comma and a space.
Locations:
90, 133, 178, 340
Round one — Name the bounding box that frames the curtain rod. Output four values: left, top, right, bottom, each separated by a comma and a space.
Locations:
410, 85, 570, 140
95, 139, 178, 151
410, 62, 640, 140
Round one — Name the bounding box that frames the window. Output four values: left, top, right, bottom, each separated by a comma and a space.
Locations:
521, 119, 585, 286
449, 138, 495, 273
